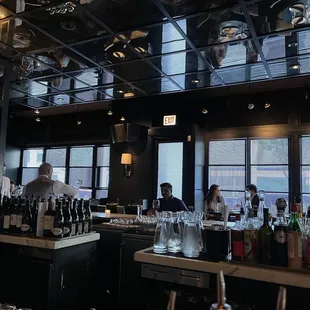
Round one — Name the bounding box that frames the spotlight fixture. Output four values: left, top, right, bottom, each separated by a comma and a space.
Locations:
201, 108, 208, 114
34, 109, 40, 114
124, 92, 134, 98
264, 103, 271, 109
36, 117, 41, 122
113, 51, 125, 59
135, 46, 146, 54
77, 120, 82, 125
120, 116, 125, 121
248, 103, 255, 110
192, 79, 200, 84
117, 90, 125, 94
290, 63, 300, 70
107, 109, 113, 116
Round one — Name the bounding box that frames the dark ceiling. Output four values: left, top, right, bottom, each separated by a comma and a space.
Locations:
2, 0, 310, 111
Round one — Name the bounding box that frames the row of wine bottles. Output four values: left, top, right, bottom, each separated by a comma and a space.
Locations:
0, 195, 92, 239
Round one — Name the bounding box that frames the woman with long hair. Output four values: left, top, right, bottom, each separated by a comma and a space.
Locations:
204, 184, 225, 219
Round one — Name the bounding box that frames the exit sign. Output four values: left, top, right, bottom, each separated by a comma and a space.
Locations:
163, 115, 176, 126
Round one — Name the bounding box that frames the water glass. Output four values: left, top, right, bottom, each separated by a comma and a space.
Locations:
167, 213, 182, 253
182, 214, 200, 258
153, 211, 168, 254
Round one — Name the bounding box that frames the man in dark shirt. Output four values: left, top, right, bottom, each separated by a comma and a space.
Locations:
158, 182, 188, 212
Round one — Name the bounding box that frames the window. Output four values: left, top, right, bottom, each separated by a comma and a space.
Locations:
301, 136, 310, 209
208, 140, 246, 209
69, 146, 93, 199
250, 138, 289, 216
95, 146, 110, 199
21, 148, 43, 185
157, 142, 183, 199
21, 145, 110, 198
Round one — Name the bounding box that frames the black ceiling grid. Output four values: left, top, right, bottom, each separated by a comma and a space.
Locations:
1, 0, 310, 110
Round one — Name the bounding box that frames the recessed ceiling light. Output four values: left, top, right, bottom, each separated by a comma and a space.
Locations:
57, 97, 64, 101
201, 108, 208, 114
36, 117, 41, 122
77, 120, 82, 125
290, 64, 300, 70
124, 92, 134, 98
34, 109, 40, 114
113, 51, 125, 59
120, 116, 125, 121
192, 79, 200, 84
248, 103, 255, 110
117, 90, 125, 94
265, 103, 271, 109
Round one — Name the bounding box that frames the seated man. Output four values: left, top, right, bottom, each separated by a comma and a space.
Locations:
158, 182, 188, 212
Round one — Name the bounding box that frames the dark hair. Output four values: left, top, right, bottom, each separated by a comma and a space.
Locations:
10, 180, 15, 185
246, 184, 257, 193
160, 182, 172, 192
205, 184, 220, 204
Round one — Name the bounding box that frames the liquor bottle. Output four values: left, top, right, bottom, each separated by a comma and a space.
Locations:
63, 200, 72, 238
31, 197, 38, 234
51, 200, 64, 238
244, 191, 252, 221
294, 196, 302, 222
302, 206, 310, 269
210, 271, 231, 310
21, 198, 32, 234
240, 206, 245, 226
2, 197, 10, 232
257, 190, 266, 226
43, 197, 54, 238
77, 199, 85, 235
259, 208, 274, 265
231, 213, 244, 261
287, 203, 303, 269
0, 195, 6, 232
244, 208, 259, 263
16, 198, 24, 233
9, 197, 17, 233
70, 199, 78, 236
84, 199, 92, 233
272, 210, 288, 267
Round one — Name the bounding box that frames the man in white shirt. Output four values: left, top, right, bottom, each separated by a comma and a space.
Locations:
1, 164, 11, 198
22, 162, 78, 200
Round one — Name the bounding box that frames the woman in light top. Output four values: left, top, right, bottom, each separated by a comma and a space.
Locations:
204, 184, 226, 220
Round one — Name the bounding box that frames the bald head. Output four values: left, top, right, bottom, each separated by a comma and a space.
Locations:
39, 163, 53, 178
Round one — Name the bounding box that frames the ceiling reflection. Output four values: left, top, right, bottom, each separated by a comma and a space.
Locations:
0, 0, 310, 108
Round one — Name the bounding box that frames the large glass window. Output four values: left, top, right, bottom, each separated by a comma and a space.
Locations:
208, 140, 246, 209
301, 136, 310, 209
157, 142, 183, 199
21, 145, 110, 198
21, 148, 43, 185
250, 138, 289, 216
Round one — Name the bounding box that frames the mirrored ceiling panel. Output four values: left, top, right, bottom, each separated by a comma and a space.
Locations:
0, 1, 60, 14
22, 4, 110, 46
160, 0, 238, 18
169, 71, 221, 89
131, 77, 181, 94
86, 0, 166, 33
0, 5, 13, 19
73, 36, 141, 66
97, 84, 145, 99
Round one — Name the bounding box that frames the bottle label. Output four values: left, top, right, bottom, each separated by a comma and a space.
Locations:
84, 222, 89, 233
52, 228, 63, 236
21, 224, 30, 232
43, 215, 52, 230
3, 215, 10, 229
244, 230, 258, 262
275, 230, 286, 244
287, 233, 294, 258
16, 215, 22, 228
71, 224, 76, 236
78, 223, 83, 234
63, 227, 70, 235
10, 214, 17, 226
232, 241, 244, 257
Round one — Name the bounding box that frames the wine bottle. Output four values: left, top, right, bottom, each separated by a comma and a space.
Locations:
21, 198, 32, 234
63, 199, 72, 238
244, 208, 259, 263
259, 208, 274, 265
43, 197, 54, 238
231, 213, 244, 261
70, 199, 78, 236
51, 200, 64, 238
84, 199, 92, 233
2, 197, 10, 232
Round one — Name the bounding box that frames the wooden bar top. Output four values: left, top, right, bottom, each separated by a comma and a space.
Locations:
134, 248, 310, 289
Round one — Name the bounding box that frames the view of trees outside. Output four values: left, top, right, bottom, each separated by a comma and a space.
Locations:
302, 137, 310, 208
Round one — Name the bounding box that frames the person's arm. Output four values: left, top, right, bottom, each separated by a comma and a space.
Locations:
180, 200, 188, 211
53, 180, 78, 198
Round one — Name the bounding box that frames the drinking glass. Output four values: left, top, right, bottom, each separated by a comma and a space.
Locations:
153, 211, 168, 254
182, 213, 200, 258
167, 212, 182, 253
152, 200, 160, 211
1, 305, 16, 310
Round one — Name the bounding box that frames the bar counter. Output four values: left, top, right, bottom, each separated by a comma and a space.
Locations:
135, 247, 310, 289
0, 231, 99, 249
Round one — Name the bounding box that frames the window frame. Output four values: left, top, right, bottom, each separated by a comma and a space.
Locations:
20, 144, 110, 199
301, 135, 310, 209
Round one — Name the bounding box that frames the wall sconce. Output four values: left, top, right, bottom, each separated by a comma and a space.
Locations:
121, 153, 133, 178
